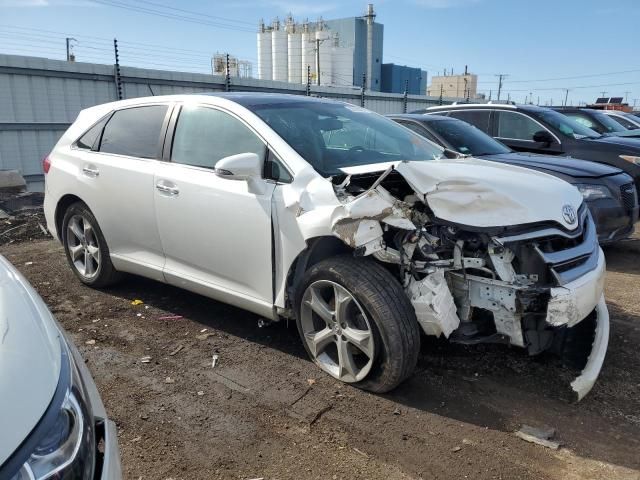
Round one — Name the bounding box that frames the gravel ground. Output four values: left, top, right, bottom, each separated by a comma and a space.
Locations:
1, 231, 639, 480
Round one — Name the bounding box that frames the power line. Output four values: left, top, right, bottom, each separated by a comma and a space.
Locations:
90, 0, 255, 32
128, 0, 255, 26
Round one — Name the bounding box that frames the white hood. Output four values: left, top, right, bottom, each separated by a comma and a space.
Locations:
342, 158, 584, 230
0, 256, 62, 466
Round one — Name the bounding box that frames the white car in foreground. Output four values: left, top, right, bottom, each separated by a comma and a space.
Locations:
44, 94, 608, 399
0, 256, 121, 479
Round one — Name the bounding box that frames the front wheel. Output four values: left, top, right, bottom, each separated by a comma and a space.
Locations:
295, 255, 420, 393
61, 202, 122, 288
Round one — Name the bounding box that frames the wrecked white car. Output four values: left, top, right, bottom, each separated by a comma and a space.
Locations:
43, 94, 608, 400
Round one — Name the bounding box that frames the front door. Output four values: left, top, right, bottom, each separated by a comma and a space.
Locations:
153, 104, 276, 312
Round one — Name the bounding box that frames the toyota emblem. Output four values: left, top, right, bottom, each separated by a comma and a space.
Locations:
562, 204, 577, 225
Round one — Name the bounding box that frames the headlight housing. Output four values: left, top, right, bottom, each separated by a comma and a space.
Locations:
8, 343, 96, 480
575, 184, 613, 201
620, 155, 640, 166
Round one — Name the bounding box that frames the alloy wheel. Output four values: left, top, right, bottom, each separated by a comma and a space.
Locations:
66, 214, 101, 280
300, 280, 375, 382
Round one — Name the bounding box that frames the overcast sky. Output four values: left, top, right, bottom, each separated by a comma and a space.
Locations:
1, 0, 639, 106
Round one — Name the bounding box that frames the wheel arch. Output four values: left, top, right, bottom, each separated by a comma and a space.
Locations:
55, 194, 89, 241
283, 235, 352, 308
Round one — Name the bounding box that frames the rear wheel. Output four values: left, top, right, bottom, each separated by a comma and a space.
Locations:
61, 202, 122, 287
295, 255, 420, 393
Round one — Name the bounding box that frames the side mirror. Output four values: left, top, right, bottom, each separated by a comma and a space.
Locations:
215, 152, 261, 181
533, 130, 553, 144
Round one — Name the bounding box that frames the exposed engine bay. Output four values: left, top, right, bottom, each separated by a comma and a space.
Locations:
328, 162, 609, 401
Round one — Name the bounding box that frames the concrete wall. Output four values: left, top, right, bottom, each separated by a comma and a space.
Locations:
0, 53, 462, 189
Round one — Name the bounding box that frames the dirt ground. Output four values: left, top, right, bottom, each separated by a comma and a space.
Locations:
1, 231, 639, 480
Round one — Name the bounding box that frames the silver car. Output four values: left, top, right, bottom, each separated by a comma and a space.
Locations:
0, 255, 121, 479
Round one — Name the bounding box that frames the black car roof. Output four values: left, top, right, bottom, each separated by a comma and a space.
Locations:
423, 103, 552, 114
387, 113, 451, 122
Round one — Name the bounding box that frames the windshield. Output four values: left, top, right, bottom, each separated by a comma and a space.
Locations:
537, 110, 601, 139
248, 101, 444, 176
427, 119, 511, 156
566, 110, 629, 134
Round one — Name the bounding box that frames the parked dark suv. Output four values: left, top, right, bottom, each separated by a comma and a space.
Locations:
418, 104, 640, 191
389, 114, 639, 243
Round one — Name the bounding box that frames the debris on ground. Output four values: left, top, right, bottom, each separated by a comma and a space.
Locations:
451, 446, 462, 452
131, 299, 144, 306
165, 377, 175, 384
306, 378, 316, 386
211, 354, 219, 368
158, 315, 183, 320
85, 339, 96, 345
196, 332, 215, 340
515, 425, 561, 450
168, 345, 183, 356
257, 318, 272, 328
0, 184, 48, 246
140, 356, 152, 363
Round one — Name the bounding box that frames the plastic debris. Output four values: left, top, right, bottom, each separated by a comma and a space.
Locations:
85, 339, 96, 345
165, 377, 175, 384
131, 299, 144, 306
257, 318, 273, 328
200, 328, 208, 333
211, 354, 219, 368
158, 315, 183, 320
451, 446, 462, 453
140, 356, 152, 363
169, 345, 183, 356
197, 390, 204, 396
307, 378, 316, 385
196, 332, 215, 340
24, 261, 33, 266
515, 425, 560, 450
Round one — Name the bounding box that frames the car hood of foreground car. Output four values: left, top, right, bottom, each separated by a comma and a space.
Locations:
340, 158, 584, 230
0, 256, 62, 466
477, 152, 622, 179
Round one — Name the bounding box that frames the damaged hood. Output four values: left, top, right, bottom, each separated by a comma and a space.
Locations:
341, 158, 584, 230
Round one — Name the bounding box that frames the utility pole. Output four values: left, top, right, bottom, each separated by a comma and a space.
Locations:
306, 65, 311, 96
361, 73, 366, 107
563, 88, 570, 106
529, 91, 532, 104
113, 38, 123, 100
634, 99, 639, 109
439, 84, 443, 105
495, 74, 508, 101
463, 77, 468, 102
225, 53, 231, 92
600, 91, 608, 98
488, 89, 492, 101
403, 79, 409, 113
537, 96, 540, 105
65, 37, 77, 62
624, 91, 631, 103
315, 38, 321, 86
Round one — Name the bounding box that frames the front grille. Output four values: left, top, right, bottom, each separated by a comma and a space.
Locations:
497, 205, 599, 287
621, 182, 638, 211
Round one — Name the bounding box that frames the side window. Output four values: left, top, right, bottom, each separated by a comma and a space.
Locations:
496, 111, 544, 141
447, 110, 491, 133
610, 115, 637, 129
171, 106, 266, 169
76, 115, 110, 150
99, 105, 168, 158
397, 121, 438, 142
264, 150, 293, 183
565, 113, 599, 131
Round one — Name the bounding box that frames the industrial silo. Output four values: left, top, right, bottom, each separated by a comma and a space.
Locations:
287, 31, 302, 84
271, 23, 288, 82
257, 25, 272, 81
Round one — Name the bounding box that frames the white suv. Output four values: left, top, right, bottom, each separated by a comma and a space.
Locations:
44, 94, 609, 399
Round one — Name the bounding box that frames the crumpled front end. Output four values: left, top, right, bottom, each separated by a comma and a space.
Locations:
327, 161, 609, 400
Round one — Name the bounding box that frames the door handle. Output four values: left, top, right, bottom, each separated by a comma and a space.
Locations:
82, 166, 99, 177
155, 183, 180, 196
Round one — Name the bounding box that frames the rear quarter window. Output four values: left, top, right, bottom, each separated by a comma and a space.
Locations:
99, 105, 168, 159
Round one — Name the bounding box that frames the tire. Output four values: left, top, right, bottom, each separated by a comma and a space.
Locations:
295, 255, 420, 393
61, 201, 122, 288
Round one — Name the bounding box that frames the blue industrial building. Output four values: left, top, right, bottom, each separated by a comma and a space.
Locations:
381, 64, 427, 95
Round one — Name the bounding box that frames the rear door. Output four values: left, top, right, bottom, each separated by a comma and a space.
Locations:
72, 104, 170, 280
494, 110, 563, 154
153, 104, 276, 314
